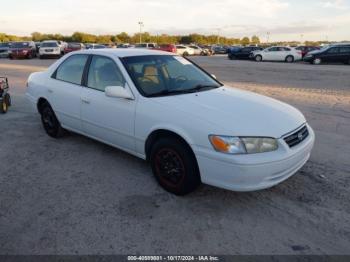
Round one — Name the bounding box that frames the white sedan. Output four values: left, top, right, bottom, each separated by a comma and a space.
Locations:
252, 46, 302, 62
176, 45, 195, 56
26, 49, 314, 195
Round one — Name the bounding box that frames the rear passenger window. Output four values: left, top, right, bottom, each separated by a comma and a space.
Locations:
328, 48, 339, 54
339, 47, 350, 53
87, 56, 126, 92
55, 55, 88, 85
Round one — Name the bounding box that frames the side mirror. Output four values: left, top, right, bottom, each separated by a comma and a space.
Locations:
211, 74, 217, 79
105, 85, 134, 100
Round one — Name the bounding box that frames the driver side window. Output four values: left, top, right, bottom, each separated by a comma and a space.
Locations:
87, 56, 126, 92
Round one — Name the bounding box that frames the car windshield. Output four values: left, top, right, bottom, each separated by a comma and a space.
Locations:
0, 43, 10, 48
122, 55, 222, 97
11, 42, 29, 48
41, 42, 58, 47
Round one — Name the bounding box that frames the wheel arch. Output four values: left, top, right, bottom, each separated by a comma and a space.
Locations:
37, 97, 49, 114
144, 129, 196, 162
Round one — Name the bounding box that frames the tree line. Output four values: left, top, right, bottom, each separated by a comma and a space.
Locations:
0, 31, 330, 46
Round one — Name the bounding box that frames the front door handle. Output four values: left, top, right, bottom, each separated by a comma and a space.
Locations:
48, 89, 53, 93
81, 98, 90, 104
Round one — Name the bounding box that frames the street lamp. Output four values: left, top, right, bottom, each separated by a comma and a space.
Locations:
138, 21, 144, 44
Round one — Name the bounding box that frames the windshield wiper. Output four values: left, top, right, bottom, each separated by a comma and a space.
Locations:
147, 89, 191, 97
147, 85, 219, 97
186, 84, 219, 93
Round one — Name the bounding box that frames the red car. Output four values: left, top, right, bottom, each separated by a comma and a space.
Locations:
154, 44, 177, 53
295, 46, 320, 58
64, 43, 85, 54
9, 41, 37, 59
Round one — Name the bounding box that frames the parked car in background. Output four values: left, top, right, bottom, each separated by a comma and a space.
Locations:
303, 44, 350, 65
295, 46, 320, 58
9, 41, 36, 59
176, 45, 194, 56
0, 42, 11, 58
251, 46, 302, 63
154, 44, 177, 53
189, 45, 204, 55
57, 41, 67, 54
213, 45, 228, 54
200, 45, 214, 56
39, 41, 62, 59
135, 43, 157, 49
64, 43, 85, 54
86, 44, 107, 49
26, 49, 315, 195
228, 46, 263, 60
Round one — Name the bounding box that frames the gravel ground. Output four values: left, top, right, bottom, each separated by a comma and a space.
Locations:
0, 56, 349, 255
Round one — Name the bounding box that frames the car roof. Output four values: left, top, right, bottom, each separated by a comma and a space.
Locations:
72, 48, 175, 58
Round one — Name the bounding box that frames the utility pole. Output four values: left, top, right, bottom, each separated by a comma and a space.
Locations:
217, 28, 221, 45
138, 21, 144, 44
266, 32, 270, 44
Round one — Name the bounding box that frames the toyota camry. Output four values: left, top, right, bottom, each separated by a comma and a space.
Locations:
26, 49, 315, 195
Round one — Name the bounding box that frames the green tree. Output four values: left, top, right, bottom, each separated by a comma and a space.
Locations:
241, 37, 250, 46
251, 35, 260, 45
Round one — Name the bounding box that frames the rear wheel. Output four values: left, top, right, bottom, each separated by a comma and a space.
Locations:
255, 55, 262, 62
285, 55, 294, 63
313, 58, 322, 65
40, 102, 65, 138
183, 52, 189, 57
0, 99, 8, 114
150, 137, 201, 195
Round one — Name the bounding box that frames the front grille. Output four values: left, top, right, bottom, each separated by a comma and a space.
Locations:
284, 125, 309, 148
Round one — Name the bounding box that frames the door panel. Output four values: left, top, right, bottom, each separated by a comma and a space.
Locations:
46, 78, 82, 131
81, 55, 136, 152
48, 54, 89, 131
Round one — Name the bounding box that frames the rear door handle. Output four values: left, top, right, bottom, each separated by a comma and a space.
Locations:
81, 98, 90, 104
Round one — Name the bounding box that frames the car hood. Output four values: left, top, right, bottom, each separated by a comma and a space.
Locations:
307, 49, 323, 55
153, 86, 306, 138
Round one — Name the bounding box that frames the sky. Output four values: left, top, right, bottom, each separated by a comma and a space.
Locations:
0, 0, 349, 41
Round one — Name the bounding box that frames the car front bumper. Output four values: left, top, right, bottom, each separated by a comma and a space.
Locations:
303, 56, 314, 62
193, 124, 315, 192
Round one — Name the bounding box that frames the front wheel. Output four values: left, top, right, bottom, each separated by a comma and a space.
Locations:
255, 55, 262, 62
285, 55, 294, 63
313, 58, 322, 65
40, 102, 65, 138
150, 137, 201, 195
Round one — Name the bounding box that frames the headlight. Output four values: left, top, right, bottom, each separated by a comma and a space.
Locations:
209, 135, 278, 154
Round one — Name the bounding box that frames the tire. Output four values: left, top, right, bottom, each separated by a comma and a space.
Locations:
255, 55, 262, 62
183, 52, 189, 57
0, 99, 8, 114
285, 55, 294, 63
150, 137, 201, 195
39, 55, 43, 59
40, 102, 65, 138
313, 58, 322, 65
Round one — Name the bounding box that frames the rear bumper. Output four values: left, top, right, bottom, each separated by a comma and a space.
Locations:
193, 125, 315, 192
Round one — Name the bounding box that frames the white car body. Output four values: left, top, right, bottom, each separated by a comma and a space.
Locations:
26, 49, 314, 193
252, 46, 302, 62
189, 45, 203, 55
176, 45, 195, 56
39, 41, 61, 57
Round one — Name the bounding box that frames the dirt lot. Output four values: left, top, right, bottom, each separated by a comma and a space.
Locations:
0, 56, 349, 255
